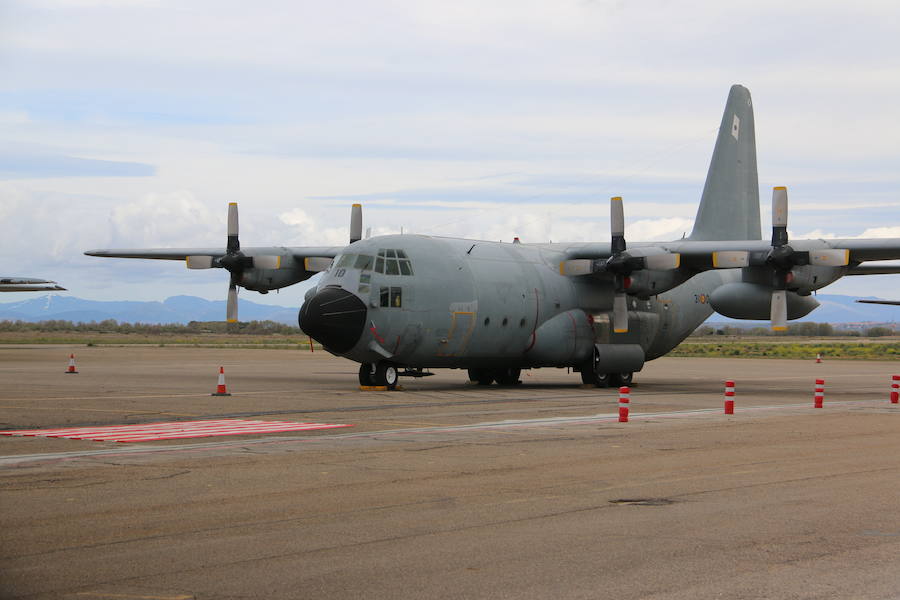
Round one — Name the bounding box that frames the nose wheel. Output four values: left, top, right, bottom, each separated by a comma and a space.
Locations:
359, 362, 398, 389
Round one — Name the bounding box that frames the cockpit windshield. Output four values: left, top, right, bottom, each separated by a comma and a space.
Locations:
331, 250, 413, 276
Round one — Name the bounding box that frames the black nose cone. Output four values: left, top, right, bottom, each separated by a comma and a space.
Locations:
299, 286, 367, 354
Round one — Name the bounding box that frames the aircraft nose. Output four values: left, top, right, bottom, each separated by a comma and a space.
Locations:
299, 286, 368, 353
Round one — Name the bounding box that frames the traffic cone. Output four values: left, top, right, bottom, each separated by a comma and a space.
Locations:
724, 380, 735, 414
65, 353, 78, 374
211, 366, 231, 396
618, 386, 630, 423
816, 353, 822, 364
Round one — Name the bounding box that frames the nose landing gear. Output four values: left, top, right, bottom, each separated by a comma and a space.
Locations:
359, 362, 398, 389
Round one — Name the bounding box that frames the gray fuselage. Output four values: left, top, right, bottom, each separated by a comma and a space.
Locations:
305, 234, 736, 372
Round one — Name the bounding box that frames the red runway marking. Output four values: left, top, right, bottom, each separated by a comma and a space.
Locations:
0, 420, 353, 443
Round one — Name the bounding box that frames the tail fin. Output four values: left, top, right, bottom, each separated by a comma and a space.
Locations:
688, 85, 761, 241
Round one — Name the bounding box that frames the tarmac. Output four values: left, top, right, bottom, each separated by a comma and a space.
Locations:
1, 345, 899, 599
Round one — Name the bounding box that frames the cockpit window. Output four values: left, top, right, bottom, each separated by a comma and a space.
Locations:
332, 253, 374, 271
385, 258, 400, 275
375, 249, 414, 276
335, 254, 354, 268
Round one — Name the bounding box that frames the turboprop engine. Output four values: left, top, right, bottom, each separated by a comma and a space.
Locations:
709, 282, 819, 321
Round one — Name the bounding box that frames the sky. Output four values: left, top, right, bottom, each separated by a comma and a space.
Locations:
2, 0, 899, 312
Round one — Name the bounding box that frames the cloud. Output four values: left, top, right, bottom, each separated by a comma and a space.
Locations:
0, 150, 156, 179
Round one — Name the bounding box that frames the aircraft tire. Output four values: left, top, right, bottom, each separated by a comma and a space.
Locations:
580, 350, 610, 388
494, 368, 521, 386
359, 363, 376, 386
468, 368, 494, 386
374, 363, 398, 389
617, 372, 633, 387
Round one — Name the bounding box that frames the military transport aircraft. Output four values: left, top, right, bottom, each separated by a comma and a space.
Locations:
86, 85, 900, 389
0, 277, 65, 292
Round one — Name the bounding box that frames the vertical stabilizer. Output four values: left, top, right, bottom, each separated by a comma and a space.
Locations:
688, 85, 761, 241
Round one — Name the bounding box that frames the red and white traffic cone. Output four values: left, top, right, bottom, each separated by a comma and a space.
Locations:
815, 353, 822, 364
814, 378, 824, 408
890, 375, 899, 404
724, 380, 735, 414
618, 386, 630, 423
65, 353, 78, 374
211, 366, 231, 396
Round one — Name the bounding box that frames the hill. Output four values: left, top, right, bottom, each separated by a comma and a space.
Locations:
0, 293, 897, 326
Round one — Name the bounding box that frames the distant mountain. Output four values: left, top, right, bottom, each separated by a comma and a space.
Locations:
0, 293, 897, 326
0, 294, 301, 325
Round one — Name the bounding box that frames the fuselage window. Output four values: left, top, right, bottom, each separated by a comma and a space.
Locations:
354, 255, 373, 270
379, 286, 402, 307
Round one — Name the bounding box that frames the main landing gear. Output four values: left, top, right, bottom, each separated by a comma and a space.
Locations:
467, 368, 522, 386
579, 349, 633, 388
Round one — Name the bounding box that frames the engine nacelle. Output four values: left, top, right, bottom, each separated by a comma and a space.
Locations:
709, 282, 819, 320
240, 255, 313, 292
626, 269, 691, 299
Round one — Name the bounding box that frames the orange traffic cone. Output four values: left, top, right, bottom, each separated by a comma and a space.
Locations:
211, 366, 231, 396
65, 353, 78, 374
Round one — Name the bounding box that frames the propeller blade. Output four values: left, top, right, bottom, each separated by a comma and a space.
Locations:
559, 259, 594, 276
771, 186, 788, 247
613, 291, 629, 333
252, 255, 282, 270
350, 203, 363, 243
186, 255, 215, 269
610, 196, 626, 254
643, 253, 681, 270
227, 281, 238, 323
770, 289, 788, 331
809, 249, 850, 267
711, 250, 750, 268
227, 202, 240, 254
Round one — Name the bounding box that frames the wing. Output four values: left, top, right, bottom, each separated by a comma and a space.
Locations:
0, 277, 66, 292
84, 247, 343, 262
84, 202, 357, 322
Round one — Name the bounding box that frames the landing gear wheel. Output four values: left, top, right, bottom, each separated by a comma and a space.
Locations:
494, 368, 521, 386
580, 348, 609, 388
617, 372, 633, 387
594, 372, 612, 388
374, 362, 398, 390
608, 373, 622, 388
359, 363, 376, 386
468, 368, 494, 386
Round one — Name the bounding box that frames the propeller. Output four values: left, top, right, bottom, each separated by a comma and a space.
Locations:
186, 203, 279, 323
560, 197, 680, 333
710, 187, 850, 331
219, 202, 252, 323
